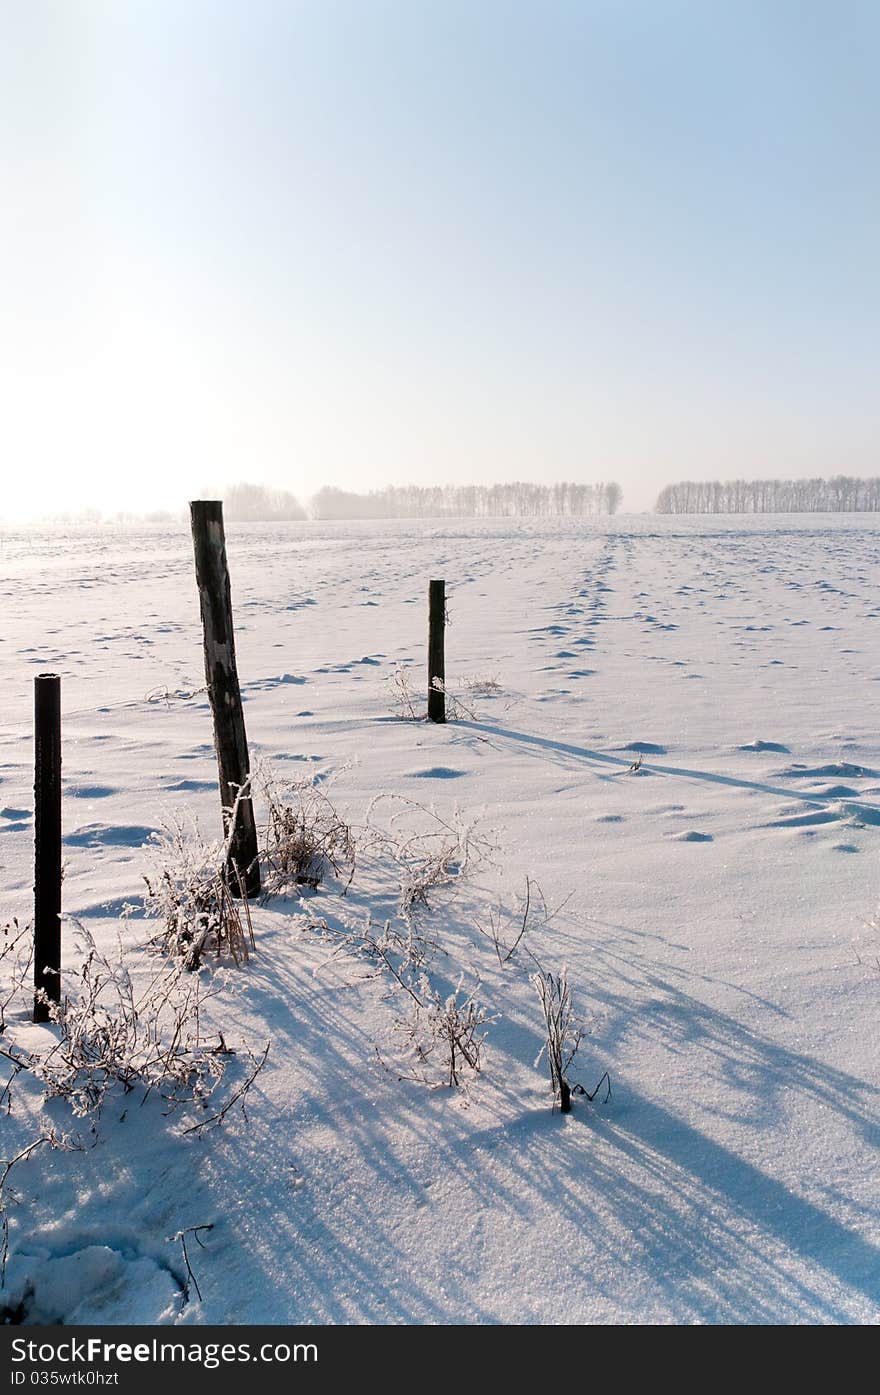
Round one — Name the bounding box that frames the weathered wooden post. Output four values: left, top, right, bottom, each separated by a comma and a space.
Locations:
34, 673, 62, 1022
428, 578, 446, 724
190, 501, 260, 897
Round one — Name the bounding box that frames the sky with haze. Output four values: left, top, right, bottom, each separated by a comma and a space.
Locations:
2, 1, 877, 518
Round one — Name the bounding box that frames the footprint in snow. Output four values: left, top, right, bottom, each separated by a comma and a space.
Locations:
163, 778, 216, 792
407, 767, 467, 780
766, 809, 840, 829
778, 762, 877, 780
736, 740, 790, 753
3, 1239, 181, 1326
64, 824, 156, 849
247, 674, 308, 690
803, 784, 859, 798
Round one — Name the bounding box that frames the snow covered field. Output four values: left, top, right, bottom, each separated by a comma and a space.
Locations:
1, 514, 878, 1325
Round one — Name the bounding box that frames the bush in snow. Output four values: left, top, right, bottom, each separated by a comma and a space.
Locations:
301, 910, 489, 1091
366, 793, 492, 926
532, 965, 611, 1114
371, 944, 491, 1090
532, 966, 581, 1113
259, 768, 355, 894
386, 664, 423, 721
394, 973, 492, 1089
30, 922, 230, 1117
143, 818, 254, 969
385, 666, 504, 723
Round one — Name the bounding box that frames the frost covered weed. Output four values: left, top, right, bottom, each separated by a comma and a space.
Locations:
365, 928, 491, 1090
475, 876, 565, 967
0, 920, 266, 1290
386, 664, 422, 721
259, 769, 355, 893
459, 673, 502, 698
393, 973, 492, 1089
1, 919, 33, 1032
291, 795, 497, 1089
366, 793, 492, 924
532, 965, 610, 1114
30, 923, 229, 1116
385, 666, 503, 723
303, 909, 437, 976
0, 921, 239, 1121
532, 966, 581, 1113
302, 910, 488, 1091
431, 672, 504, 719
143, 819, 254, 969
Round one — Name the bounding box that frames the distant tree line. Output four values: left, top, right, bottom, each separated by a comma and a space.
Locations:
36, 480, 623, 526
655, 476, 880, 514
222, 483, 307, 521
309, 481, 623, 520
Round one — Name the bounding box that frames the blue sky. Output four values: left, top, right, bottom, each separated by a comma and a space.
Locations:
3, 0, 877, 515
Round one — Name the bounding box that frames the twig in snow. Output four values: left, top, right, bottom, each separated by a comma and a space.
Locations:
1, 1134, 80, 1288
1, 919, 33, 1032
169, 1222, 214, 1304
476, 877, 570, 967
183, 1042, 270, 1136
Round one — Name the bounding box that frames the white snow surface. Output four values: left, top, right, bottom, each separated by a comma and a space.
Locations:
0, 514, 878, 1325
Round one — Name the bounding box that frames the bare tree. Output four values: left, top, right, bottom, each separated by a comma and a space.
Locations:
309, 481, 623, 520
656, 475, 880, 515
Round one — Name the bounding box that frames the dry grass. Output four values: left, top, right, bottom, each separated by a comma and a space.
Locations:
385, 667, 504, 722
386, 664, 422, 721
1, 919, 33, 1032
259, 769, 355, 894
532, 965, 610, 1113
366, 793, 493, 924
33, 922, 230, 1116
392, 972, 492, 1089
143, 819, 254, 969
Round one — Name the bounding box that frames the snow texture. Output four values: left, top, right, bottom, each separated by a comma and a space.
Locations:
0, 514, 878, 1325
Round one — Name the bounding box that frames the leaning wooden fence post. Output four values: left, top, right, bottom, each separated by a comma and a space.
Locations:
190, 501, 261, 897
34, 673, 62, 1022
428, 578, 446, 724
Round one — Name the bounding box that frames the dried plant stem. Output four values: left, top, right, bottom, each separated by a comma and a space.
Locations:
169, 1223, 214, 1304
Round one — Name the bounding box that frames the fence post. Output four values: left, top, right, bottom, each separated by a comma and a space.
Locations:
190, 501, 261, 897
34, 673, 61, 1023
428, 579, 446, 724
